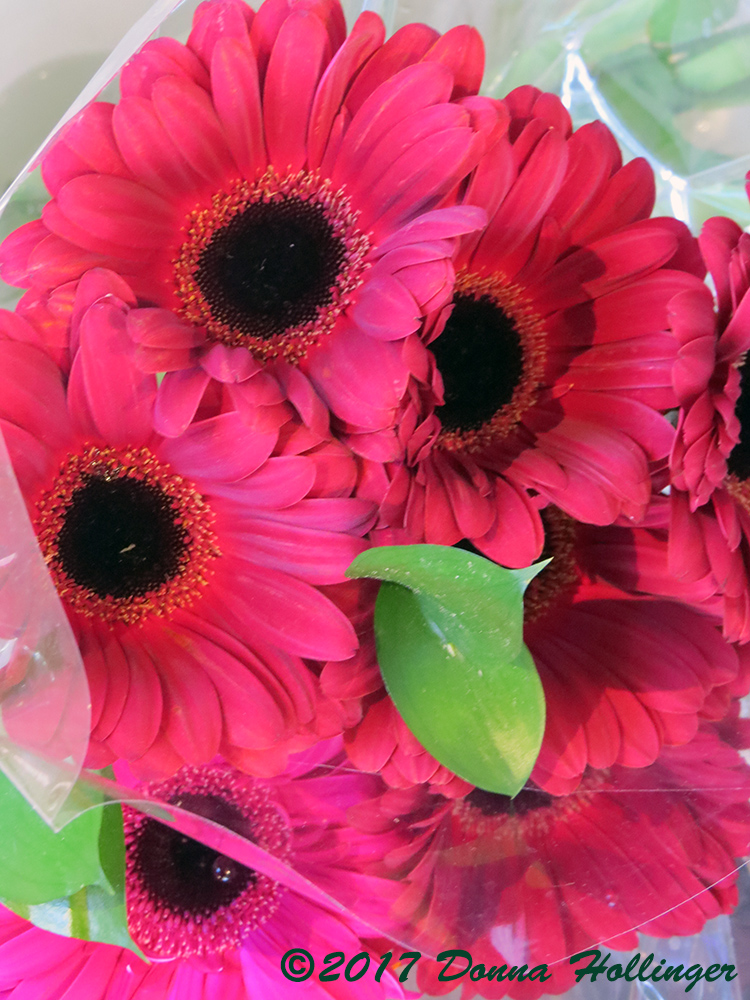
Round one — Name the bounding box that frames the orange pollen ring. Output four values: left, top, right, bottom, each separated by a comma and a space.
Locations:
452, 771, 604, 844
437, 270, 547, 454
34, 444, 220, 626
173, 167, 371, 363
523, 509, 581, 625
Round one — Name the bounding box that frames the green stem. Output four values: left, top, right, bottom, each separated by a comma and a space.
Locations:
69, 887, 89, 940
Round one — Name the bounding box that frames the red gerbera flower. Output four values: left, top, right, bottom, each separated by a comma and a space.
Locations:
352, 725, 750, 1000
0, 0, 493, 439
669, 213, 750, 641
0, 279, 373, 777
0, 753, 409, 999
333, 511, 738, 796
368, 85, 705, 567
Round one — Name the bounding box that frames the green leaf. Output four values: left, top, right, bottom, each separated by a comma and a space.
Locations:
98, 796, 126, 896
347, 545, 546, 796
0, 770, 104, 904
649, 0, 738, 49
0, 771, 141, 955
673, 31, 750, 93
5, 881, 141, 955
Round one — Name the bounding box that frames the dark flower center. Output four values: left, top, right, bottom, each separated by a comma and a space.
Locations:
36, 445, 219, 626
56, 474, 188, 601
130, 794, 255, 917
465, 786, 553, 817
175, 171, 370, 362
432, 292, 524, 434
728, 357, 750, 480
195, 197, 346, 341
124, 765, 291, 959
523, 509, 581, 625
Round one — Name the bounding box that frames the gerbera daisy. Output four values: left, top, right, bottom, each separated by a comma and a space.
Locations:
352, 725, 750, 1000
0, 753, 409, 999
0, 278, 374, 776
669, 212, 750, 641
369, 85, 705, 567
0, 0, 494, 439
332, 511, 738, 796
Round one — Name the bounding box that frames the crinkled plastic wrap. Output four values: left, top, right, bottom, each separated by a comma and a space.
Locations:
0, 426, 91, 825
0, 1, 749, 998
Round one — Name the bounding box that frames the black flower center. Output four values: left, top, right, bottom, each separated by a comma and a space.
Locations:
55, 473, 189, 601
523, 509, 580, 624
131, 794, 256, 916
195, 197, 346, 340
728, 357, 750, 480
431, 292, 525, 433
465, 786, 553, 817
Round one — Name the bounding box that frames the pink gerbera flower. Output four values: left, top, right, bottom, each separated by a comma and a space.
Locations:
0, 754, 409, 999
0, 277, 373, 777
669, 213, 750, 641
369, 85, 705, 567
334, 511, 738, 795
353, 725, 750, 1000
0, 0, 493, 438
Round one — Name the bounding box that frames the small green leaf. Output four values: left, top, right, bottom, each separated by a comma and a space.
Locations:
347, 545, 546, 796
0, 770, 104, 904
5, 881, 142, 955
0, 773, 141, 956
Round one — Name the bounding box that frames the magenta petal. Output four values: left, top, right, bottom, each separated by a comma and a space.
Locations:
79, 301, 156, 446
119, 36, 211, 99
56, 174, 176, 249
306, 11, 385, 169
188, 0, 253, 66
222, 562, 357, 659
43, 201, 143, 262
113, 95, 202, 197
349, 273, 420, 340
272, 363, 330, 437
0, 219, 49, 287
207, 456, 316, 507
333, 62, 453, 186
152, 75, 236, 184
154, 368, 211, 437
159, 411, 277, 481
202, 342, 264, 382
151, 633, 223, 764
127, 307, 206, 351
211, 37, 267, 178
344, 22, 438, 114
263, 9, 329, 173
375, 205, 486, 257
227, 516, 367, 585
0, 340, 70, 446
357, 126, 480, 234
476, 479, 545, 567
305, 322, 408, 429
70, 268, 137, 357
56, 101, 131, 180
423, 25, 485, 99
249, 0, 291, 82
106, 638, 163, 760
351, 103, 470, 198
475, 129, 569, 266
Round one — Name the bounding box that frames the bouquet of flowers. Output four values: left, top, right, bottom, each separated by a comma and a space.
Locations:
0, 0, 749, 997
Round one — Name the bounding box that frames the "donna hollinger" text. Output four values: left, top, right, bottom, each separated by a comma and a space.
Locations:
569, 948, 738, 993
